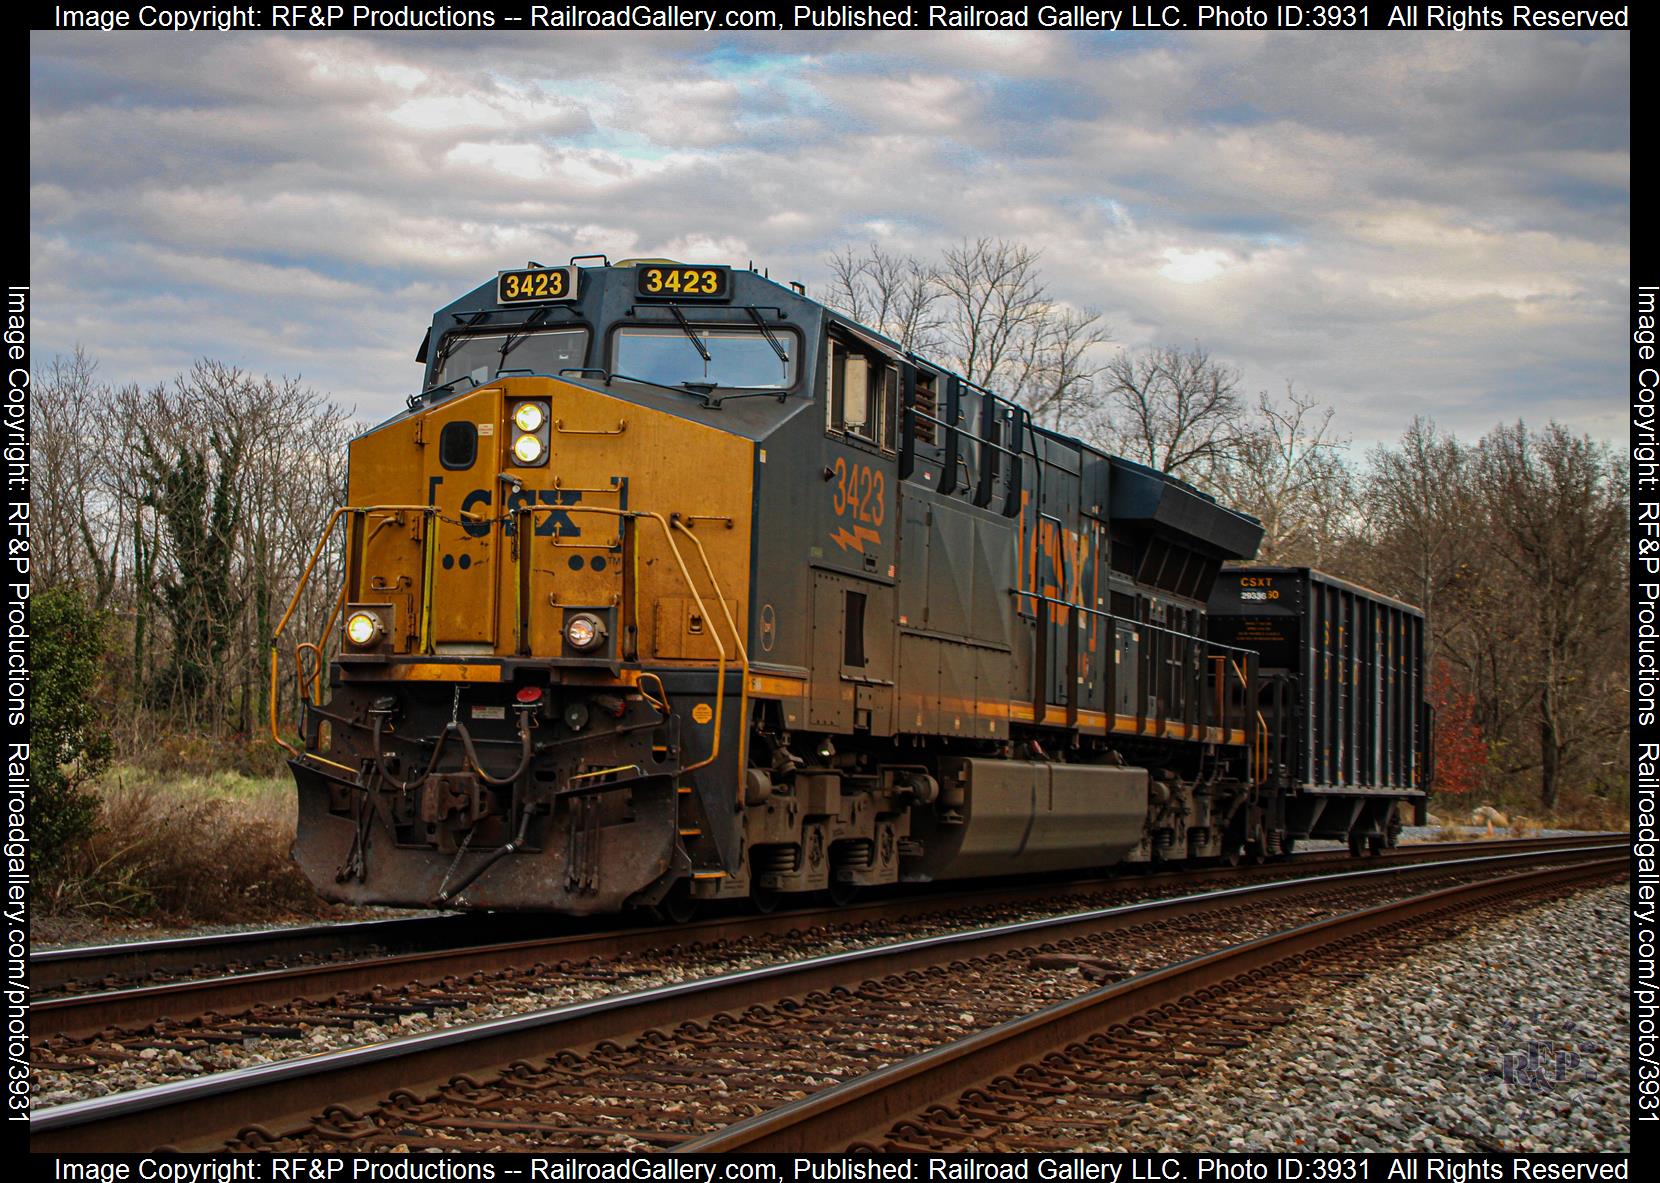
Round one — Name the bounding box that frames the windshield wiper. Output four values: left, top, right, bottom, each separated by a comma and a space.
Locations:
431, 310, 490, 379
744, 305, 789, 365
667, 304, 711, 363
498, 307, 551, 365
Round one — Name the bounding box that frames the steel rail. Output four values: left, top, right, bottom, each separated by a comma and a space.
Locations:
677, 854, 1625, 1152
34, 832, 1623, 987
28, 844, 1623, 1153
33, 835, 1627, 1021
33, 836, 1627, 1035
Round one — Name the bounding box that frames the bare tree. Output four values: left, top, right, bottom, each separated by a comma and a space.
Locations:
822, 240, 1111, 433
35, 350, 356, 751
1356, 418, 1471, 639
1471, 422, 1626, 809
1095, 343, 1244, 477
238, 374, 353, 733
935, 238, 1051, 388
31, 348, 123, 604
1353, 417, 1629, 811
1209, 384, 1352, 565
821, 243, 942, 354
1002, 305, 1113, 432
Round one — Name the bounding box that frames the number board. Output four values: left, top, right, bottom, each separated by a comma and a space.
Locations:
497, 267, 578, 304
634, 264, 731, 301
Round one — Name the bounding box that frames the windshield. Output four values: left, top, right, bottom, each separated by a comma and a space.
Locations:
612, 328, 793, 390
436, 328, 588, 386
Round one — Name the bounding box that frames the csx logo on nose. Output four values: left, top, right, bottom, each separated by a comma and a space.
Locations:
458, 488, 584, 537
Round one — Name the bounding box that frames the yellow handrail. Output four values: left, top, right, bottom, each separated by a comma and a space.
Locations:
270, 500, 749, 792
671, 517, 752, 798
508, 503, 741, 777
269, 504, 441, 756
306, 582, 348, 703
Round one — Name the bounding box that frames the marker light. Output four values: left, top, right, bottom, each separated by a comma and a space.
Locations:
513, 402, 546, 432
565, 612, 605, 650
513, 434, 545, 464
345, 611, 383, 647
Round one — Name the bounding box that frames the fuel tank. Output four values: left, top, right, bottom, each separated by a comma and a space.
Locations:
902, 757, 1149, 881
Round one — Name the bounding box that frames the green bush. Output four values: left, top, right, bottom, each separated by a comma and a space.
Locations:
32, 587, 113, 866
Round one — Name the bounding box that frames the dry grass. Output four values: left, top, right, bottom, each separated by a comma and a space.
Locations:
40, 765, 329, 923
1545, 793, 1627, 833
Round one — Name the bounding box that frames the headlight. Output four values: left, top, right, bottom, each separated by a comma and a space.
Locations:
565, 612, 605, 650
513, 402, 546, 432
345, 610, 383, 647
513, 433, 545, 464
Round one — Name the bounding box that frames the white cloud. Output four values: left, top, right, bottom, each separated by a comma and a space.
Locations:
27, 30, 1628, 442
1159, 248, 1231, 284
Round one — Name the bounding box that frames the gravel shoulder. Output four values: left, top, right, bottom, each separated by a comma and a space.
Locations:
1099, 882, 1629, 1153
29, 906, 435, 950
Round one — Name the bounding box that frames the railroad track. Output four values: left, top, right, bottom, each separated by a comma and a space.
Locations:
681, 856, 1623, 1152
30, 843, 1625, 1152
35, 835, 1621, 997
33, 834, 1624, 1019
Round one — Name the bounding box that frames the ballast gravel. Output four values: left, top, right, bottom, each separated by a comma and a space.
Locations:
1098, 883, 1629, 1153
35, 866, 1515, 1109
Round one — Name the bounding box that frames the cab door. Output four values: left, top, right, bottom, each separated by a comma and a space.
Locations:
423, 389, 502, 653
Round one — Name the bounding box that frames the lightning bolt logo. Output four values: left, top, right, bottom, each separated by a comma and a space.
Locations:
830, 525, 882, 554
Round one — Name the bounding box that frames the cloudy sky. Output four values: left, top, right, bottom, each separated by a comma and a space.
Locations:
30, 29, 1628, 446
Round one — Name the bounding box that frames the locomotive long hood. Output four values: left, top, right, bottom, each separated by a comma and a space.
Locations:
1109, 457, 1264, 559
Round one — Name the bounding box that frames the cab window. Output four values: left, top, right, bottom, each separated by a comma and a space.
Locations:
828, 338, 897, 451
437, 327, 588, 386
613, 327, 794, 389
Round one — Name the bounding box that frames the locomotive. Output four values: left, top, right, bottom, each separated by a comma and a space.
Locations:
274, 257, 1430, 915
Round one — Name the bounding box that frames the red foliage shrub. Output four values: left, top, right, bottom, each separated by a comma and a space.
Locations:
1430, 660, 1487, 795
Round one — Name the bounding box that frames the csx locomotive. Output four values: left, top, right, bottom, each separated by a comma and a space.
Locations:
275, 257, 1430, 915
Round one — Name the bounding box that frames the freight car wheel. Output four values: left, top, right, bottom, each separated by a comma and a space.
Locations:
750, 882, 782, 914
827, 880, 860, 907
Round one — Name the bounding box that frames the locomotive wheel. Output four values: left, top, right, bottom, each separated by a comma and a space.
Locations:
656, 881, 698, 924
750, 882, 782, 914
